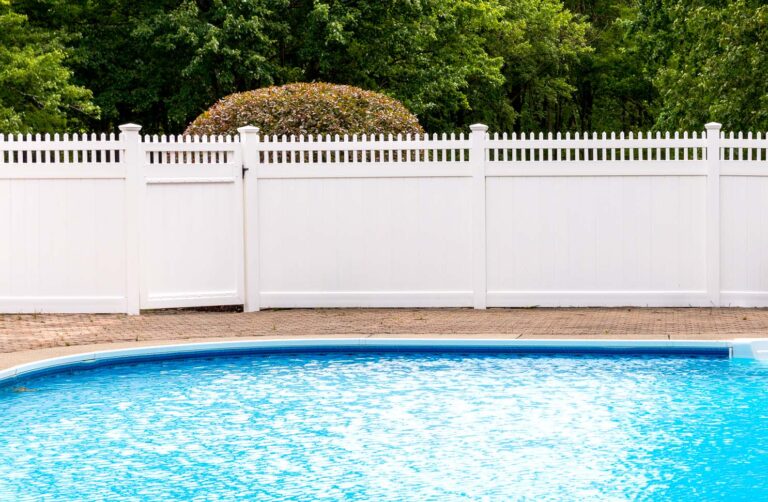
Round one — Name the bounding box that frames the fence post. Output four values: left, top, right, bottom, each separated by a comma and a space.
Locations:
705, 122, 722, 307
470, 124, 489, 309
120, 123, 142, 315
239, 126, 261, 312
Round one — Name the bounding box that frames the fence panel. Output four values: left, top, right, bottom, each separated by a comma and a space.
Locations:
245, 133, 474, 308
721, 132, 768, 306
0, 134, 128, 313
484, 132, 710, 306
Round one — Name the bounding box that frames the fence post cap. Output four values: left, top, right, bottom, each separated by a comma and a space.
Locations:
469, 123, 489, 132
237, 125, 260, 134
118, 123, 142, 132
704, 122, 722, 130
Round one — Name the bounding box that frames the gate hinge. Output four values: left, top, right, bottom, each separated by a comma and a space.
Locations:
242, 166, 249, 178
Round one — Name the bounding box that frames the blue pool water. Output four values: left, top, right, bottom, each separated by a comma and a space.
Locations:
1, 351, 767, 500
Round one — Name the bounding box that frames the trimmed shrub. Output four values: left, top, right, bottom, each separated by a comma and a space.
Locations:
185, 83, 423, 137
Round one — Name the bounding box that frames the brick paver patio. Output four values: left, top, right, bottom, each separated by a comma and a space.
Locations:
2, 308, 768, 354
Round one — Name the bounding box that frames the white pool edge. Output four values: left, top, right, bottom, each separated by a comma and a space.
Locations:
1, 338, 766, 385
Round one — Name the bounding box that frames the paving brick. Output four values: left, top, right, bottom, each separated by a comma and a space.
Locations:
2, 308, 768, 354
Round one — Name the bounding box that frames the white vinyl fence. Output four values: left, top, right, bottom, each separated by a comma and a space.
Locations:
2, 122, 768, 313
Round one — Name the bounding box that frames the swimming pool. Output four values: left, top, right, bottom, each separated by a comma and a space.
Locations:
1, 340, 767, 500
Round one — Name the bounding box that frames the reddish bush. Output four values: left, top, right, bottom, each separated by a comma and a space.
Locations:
185, 83, 423, 137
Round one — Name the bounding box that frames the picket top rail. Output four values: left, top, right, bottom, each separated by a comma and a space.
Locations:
2, 121, 767, 177
253, 139, 470, 151
142, 134, 238, 143
248, 134, 471, 171
255, 132, 467, 142
0, 132, 123, 167
0, 132, 118, 142
8, 120, 768, 178
3, 121, 768, 164
721, 133, 768, 162
139, 132, 240, 165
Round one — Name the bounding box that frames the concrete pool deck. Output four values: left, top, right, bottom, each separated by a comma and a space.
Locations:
2, 307, 768, 370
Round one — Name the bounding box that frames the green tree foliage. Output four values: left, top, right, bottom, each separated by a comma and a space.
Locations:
644, 0, 768, 131
16, 0, 589, 134
0, 0, 97, 133
297, 0, 507, 132
286, 0, 589, 132
16, 0, 285, 132
12, 0, 768, 134
565, 0, 656, 132
486, 0, 590, 131
571, 0, 768, 132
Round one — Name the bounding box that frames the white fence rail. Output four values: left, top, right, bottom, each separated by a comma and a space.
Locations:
2, 121, 768, 313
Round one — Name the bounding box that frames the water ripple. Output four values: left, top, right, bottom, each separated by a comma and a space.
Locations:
1, 353, 767, 500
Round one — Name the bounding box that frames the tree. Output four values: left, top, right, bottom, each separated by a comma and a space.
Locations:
16, 0, 591, 134
296, 0, 507, 132
563, 0, 657, 132
16, 0, 285, 133
484, 0, 591, 132
297, 0, 590, 132
646, 0, 768, 131
0, 0, 97, 133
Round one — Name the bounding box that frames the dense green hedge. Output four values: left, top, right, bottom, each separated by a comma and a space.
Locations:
185, 83, 423, 137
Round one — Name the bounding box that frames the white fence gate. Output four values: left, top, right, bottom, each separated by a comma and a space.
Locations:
2, 121, 768, 313
136, 129, 244, 310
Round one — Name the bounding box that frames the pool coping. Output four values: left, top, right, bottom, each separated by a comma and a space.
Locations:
2, 337, 768, 386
